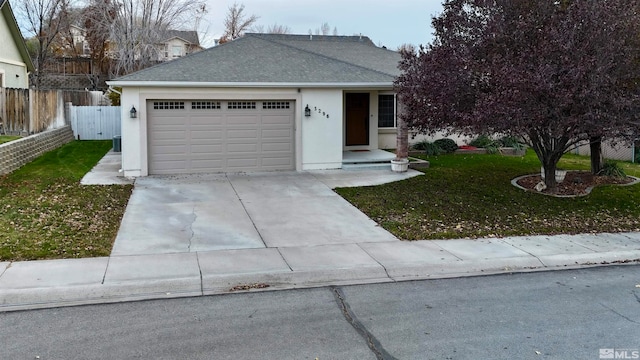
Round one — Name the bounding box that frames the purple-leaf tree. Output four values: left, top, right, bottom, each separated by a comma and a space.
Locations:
396, 0, 640, 189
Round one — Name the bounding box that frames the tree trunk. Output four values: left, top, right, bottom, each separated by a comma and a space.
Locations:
590, 136, 603, 175
542, 161, 558, 189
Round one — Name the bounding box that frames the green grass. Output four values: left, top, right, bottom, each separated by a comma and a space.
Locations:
0, 135, 21, 145
0, 141, 132, 261
336, 150, 640, 240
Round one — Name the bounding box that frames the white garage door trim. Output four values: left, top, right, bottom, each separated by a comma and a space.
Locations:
147, 100, 295, 174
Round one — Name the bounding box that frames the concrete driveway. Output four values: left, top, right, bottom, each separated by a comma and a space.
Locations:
112, 171, 419, 256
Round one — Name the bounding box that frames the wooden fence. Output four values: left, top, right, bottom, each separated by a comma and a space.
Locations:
0, 88, 102, 135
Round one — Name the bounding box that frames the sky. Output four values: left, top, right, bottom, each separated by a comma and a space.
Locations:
201, 0, 444, 49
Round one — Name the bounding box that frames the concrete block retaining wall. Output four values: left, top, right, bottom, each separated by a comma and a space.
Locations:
0, 126, 75, 175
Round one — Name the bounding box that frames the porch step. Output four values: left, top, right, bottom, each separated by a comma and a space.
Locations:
341, 162, 392, 171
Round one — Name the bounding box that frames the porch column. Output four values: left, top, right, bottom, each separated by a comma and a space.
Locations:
392, 98, 409, 172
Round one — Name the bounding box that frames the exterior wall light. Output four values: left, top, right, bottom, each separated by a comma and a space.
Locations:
304, 104, 311, 117
130, 106, 137, 118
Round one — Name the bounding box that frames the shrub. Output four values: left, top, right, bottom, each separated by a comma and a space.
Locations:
434, 138, 459, 154
411, 140, 431, 151
598, 161, 626, 178
468, 135, 495, 148
423, 142, 443, 156
469, 135, 501, 154
499, 136, 524, 150
411, 140, 443, 156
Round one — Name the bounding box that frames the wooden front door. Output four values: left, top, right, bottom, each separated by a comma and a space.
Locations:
345, 93, 369, 146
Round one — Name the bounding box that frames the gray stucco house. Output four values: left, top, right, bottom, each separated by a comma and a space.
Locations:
108, 33, 405, 177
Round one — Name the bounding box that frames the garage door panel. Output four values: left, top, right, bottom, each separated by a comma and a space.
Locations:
191, 159, 224, 170
227, 158, 259, 168
228, 143, 258, 152
262, 128, 292, 139
262, 157, 293, 166
191, 130, 223, 140
191, 144, 224, 153
191, 115, 224, 125
262, 143, 292, 152
227, 129, 258, 140
262, 115, 293, 125
151, 144, 187, 154
148, 100, 294, 174
227, 115, 260, 125
152, 130, 187, 140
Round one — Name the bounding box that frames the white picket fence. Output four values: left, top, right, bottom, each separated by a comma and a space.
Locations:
70, 106, 121, 140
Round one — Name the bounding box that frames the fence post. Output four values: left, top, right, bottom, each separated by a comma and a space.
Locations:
28, 88, 34, 134
64, 102, 72, 125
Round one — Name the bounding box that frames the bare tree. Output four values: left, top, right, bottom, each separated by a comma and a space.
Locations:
220, 2, 258, 43
266, 23, 290, 34
107, 0, 204, 76
253, 23, 290, 34
311, 22, 336, 36
81, 0, 117, 84
319, 22, 330, 35
15, 0, 71, 88
397, 43, 416, 54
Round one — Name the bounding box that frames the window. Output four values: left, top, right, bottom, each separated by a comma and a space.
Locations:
228, 101, 256, 109
192, 101, 221, 109
378, 94, 396, 128
153, 101, 185, 110
263, 101, 291, 109
172, 45, 182, 58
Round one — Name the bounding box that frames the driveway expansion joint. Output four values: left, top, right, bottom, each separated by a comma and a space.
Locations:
226, 173, 268, 248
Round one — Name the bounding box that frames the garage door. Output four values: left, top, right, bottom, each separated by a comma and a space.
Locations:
147, 100, 295, 174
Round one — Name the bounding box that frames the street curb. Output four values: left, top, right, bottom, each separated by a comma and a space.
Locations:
1, 255, 638, 313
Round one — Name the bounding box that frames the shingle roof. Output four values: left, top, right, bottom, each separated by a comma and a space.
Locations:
112, 33, 401, 84
161, 30, 200, 45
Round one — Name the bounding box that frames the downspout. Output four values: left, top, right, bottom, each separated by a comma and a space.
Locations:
107, 85, 122, 95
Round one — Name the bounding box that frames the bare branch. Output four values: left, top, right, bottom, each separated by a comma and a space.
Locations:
221, 2, 258, 42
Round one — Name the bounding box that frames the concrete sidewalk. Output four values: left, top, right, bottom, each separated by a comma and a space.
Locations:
1, 153, 639, 312
2, 233, 639, 312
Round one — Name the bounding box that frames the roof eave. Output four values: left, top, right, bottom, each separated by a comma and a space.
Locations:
106, 81, 395, 89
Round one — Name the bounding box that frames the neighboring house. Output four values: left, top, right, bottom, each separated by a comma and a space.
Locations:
108, 33, 403, 177
67, 24, 91, 57
0, 0, 34, 88
156, 30, 203, 61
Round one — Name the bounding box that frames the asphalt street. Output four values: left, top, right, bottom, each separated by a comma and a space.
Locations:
1, 265, 639, 360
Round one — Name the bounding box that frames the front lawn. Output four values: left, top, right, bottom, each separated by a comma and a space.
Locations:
0, 135, 21, 145
336, 151, 640, 240
0, 141, 132, 261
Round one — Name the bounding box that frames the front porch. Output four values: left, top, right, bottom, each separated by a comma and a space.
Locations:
342, 149, 396, 170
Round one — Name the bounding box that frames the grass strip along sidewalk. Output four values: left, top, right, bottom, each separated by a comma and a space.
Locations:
336, 151, 640, 240
0, 141, 132, 261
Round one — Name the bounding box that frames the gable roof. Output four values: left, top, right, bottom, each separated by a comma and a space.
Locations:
160, 30, 200, 45
0, 0, 35, 72
110, 33, 401, 86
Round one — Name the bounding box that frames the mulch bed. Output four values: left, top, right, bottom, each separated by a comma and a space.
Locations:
516, 171, 634, 196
